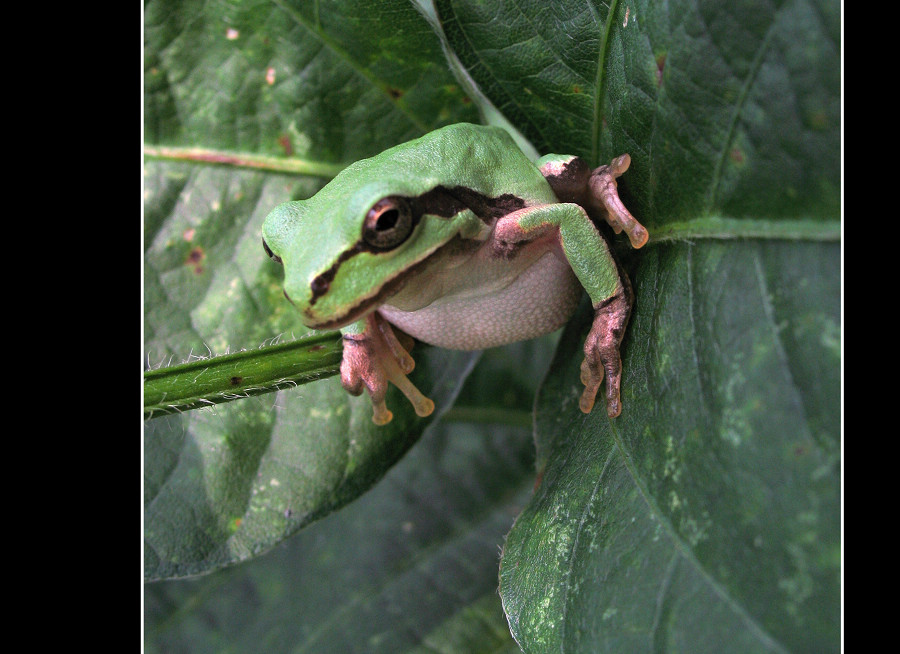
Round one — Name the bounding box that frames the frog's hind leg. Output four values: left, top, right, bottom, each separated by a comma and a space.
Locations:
341, 313, 435, 424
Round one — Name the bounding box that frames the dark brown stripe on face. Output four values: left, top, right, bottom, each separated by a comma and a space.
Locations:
308, 236, 476, 330
310, 242, 365, 298
308, 186, 527, 305
439, 186, 526, 221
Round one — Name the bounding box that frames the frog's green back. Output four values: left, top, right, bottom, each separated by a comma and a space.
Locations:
358, 123, 551, 201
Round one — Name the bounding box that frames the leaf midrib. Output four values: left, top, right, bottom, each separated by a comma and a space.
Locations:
590, 0, 621, 164
606, 418, 792, 654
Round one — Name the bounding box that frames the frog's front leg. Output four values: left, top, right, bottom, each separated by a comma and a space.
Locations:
340, 313, 435, 425
495, 199, 644, 417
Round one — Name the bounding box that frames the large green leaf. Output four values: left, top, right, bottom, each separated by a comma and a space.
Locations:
433, 0, 841, 650
500, 242, 839, 652
144, 0, 840, 650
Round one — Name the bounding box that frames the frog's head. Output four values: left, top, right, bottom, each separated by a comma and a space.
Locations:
262, 159, 483, 330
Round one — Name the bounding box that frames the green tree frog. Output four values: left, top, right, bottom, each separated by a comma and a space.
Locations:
262, 123, 648, 425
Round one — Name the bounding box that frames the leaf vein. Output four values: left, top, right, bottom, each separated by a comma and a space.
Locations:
685, 243, 711, 419
751, 245, 810, 430
650, 553, 680, 651
610, 423, 791, 653
707, 6, 780, 211
270, 0, 428, 132
444, 1, 552, 148
558, 445, 616, 651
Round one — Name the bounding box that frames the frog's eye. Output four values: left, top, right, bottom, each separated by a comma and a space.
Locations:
262, 238, 282, 264
363, 197, 413, 250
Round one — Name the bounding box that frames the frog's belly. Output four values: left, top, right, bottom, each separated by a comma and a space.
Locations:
378, 252, 582, 350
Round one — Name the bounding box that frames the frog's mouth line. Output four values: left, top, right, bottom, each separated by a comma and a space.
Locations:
301, 238, 460, 331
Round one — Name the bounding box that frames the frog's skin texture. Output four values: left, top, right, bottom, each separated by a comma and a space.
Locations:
262, 123, 648, 425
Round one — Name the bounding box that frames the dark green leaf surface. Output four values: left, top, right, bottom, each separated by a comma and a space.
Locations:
145, 0, 478, 161
500, 242, 839, 652
433, 0, 842, 651
145, 383, 535, 653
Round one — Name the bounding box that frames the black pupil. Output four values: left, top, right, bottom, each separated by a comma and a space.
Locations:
376, 209, 399, 231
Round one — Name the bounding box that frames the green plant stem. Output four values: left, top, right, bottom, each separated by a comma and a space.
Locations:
144, 334, 343, 419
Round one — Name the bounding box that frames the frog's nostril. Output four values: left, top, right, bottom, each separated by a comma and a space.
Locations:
262, 238, 282, 264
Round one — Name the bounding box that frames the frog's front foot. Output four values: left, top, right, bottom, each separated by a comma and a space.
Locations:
578, 287, 632, 418
340, 312, 435, 425
590, 154, 649, 249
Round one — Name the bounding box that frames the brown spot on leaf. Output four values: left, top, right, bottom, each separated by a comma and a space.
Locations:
278, 135, 293, 157
573, 84, 582, 94
186, 247, 205, 265
387, 87, 403, 100
730, 148, 745, 164
656, 53, 667, 87
186, 247, 205, 274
